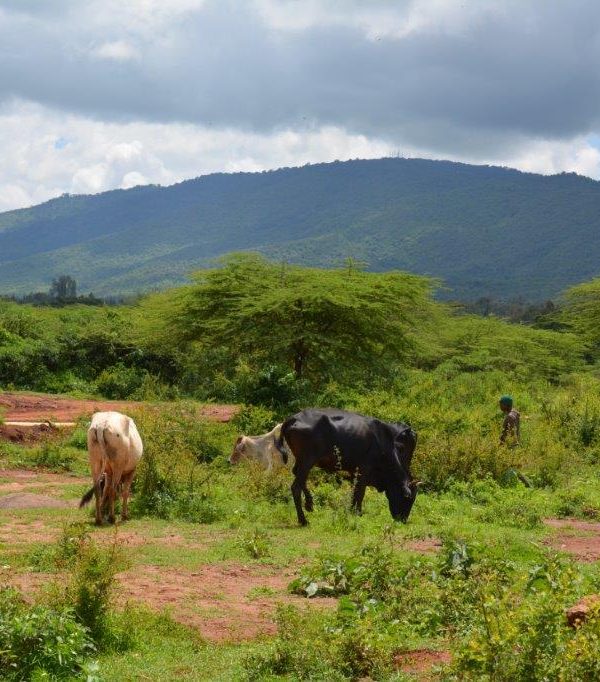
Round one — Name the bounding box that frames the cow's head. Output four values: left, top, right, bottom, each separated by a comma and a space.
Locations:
385, 480, 418, 522
386, 426, 418, 522
229, 436, 246, 465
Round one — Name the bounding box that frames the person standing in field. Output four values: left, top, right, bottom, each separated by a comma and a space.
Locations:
499, 395, 520, 446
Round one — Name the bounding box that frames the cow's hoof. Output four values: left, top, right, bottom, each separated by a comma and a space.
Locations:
299, 519, 309, 527
305, 501, 314, 512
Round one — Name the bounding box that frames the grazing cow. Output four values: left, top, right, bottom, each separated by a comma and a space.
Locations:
277, 408, 418, 526
229, 423, 290, 472
79, 411, 143, 525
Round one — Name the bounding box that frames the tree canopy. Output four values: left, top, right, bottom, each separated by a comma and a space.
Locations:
146, 254, 436, 381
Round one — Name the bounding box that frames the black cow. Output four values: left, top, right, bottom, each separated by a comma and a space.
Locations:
277, 408, 418, 526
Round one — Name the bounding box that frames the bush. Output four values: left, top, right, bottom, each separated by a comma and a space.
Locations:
231, 404, 277, 436
0, 587, 94, 681
55, 529, 128, 646
237, 527, 272, 559
95, 363, 146, 399
237, 460, 291, 505
30, 443, 75, 472
30, 522, 90, 572
450, 556, 585, 680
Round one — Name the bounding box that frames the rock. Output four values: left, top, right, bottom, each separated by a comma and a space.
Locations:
566, 595, 600, 627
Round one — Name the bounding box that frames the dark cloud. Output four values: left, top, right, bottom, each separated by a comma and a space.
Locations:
1, 0, 600, 157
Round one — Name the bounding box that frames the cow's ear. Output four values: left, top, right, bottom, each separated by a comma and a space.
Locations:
235, 436, 243, 445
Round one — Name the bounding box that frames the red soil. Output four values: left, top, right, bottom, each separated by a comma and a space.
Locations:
0, 392, 238, 424
118, 562, 336, 643
544, 518, 600, 562
395, 649, 451, 678
404, 537, 442, 553
0, 422, 60, 444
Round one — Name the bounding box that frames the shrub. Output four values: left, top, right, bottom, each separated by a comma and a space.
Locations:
231, 404, 277, 436
0, 587, 94, 681
95, 364, 146, 399
238, 460, 291, 505
30, 522, 90, 572
30, 443, 75, 472
238, 527, 272, 559
53, 530, 128, 646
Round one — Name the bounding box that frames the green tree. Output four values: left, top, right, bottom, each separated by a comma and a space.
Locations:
158, 254, 435, 382
50, 275, 77, 300
563, 277, 600, 357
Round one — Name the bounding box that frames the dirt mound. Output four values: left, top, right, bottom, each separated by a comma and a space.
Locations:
0, 422, 59, 444
544, 518, 600, 562
0, 492, 72, 509
0, 392, 238, 423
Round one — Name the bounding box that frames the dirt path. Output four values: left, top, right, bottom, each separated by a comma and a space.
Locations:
0, 392, 238, 423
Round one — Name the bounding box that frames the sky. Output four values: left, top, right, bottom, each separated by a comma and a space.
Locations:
2, 0, 600, 211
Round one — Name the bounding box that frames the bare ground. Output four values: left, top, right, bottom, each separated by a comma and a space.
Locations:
0, 391, 238, 424
0, 466, 335, 642
544, 518, 600, 562
395, 649, 452, 679
0, 422, 61, 444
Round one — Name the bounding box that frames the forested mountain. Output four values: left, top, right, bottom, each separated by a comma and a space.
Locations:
1, 157, 599, 300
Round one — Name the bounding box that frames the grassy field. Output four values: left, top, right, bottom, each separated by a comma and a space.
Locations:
2, 391, 600, 681
3, 264, 600, 679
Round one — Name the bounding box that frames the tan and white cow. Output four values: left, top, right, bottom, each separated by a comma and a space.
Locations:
229, 423, 290, 471
79, 411, 143, 525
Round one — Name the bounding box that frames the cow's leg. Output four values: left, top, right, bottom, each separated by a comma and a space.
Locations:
302, 485, 314, 512
291, 463, 311, 526
120, 471, 134, 522
102, 465, 123, 525
100, 472, 113, 523
351, 479, 367, 514
94, 477, 104, 525
108, 470, 125, 524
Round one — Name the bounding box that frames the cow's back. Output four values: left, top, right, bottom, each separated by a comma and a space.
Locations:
283, 408, 378, 471
88, 411, 143, 472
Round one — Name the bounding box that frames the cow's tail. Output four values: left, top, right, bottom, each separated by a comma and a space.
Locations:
79, 472, 106, 508
276, 417, 294, 465
79, 485, 95, 508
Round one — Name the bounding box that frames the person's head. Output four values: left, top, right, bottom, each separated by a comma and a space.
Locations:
499, 395, 513, 413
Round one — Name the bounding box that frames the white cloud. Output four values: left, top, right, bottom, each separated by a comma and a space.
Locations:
253, 0, 508, 39
92, 40, 140, 61
1, 99, 599, 213
0, 100, 395, 211
2, 2, 600, 211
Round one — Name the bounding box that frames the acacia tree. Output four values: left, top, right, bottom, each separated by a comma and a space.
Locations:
166, 254, 435, 382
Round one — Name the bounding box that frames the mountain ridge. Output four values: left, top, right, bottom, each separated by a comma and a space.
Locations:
1, 157, 599, 300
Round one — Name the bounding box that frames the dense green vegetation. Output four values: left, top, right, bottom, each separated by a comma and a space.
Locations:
2, 157, 600, 299
2, 259, 600, 679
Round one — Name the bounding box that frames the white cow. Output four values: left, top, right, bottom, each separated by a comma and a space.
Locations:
229, 423, 291, 472
79, 411, 143, 525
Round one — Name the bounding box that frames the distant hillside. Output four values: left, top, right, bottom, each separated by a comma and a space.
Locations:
1, 157, 599, 300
